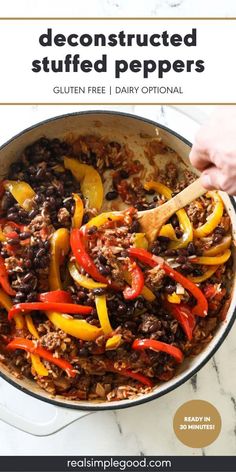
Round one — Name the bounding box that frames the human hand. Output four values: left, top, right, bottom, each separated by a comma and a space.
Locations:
189, 106, 236, 195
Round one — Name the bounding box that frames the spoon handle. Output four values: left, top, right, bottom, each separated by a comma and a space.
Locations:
164, 177, 206, 214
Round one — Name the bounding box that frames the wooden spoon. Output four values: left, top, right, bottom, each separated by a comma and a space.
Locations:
137, 178, 206, 242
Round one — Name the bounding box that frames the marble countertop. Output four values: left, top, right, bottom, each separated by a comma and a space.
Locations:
0, 104, 235, 457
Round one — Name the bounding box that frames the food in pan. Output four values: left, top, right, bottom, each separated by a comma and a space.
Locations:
0, 135, 232, 402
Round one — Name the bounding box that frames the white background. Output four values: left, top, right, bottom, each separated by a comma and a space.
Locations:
0, 18, 235, 103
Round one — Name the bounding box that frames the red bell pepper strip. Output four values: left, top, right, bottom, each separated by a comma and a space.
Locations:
123, 259, 144, 300
105, 361, 153, 387
6, 338, 76, 377
132, 338, 184, 363
5, 231, 19, 239
0, 219, 25, 231
39, 290, 73, 304
166, 302, 196, 341
70, 228, 108, 284
128, 248, 208, 317
0, 255, 15, 296
8, 301, 92, 320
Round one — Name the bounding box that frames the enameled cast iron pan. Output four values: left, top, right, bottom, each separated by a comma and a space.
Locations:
0, 111, 235, 435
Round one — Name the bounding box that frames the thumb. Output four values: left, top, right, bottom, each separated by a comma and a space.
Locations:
201, 167, 222, 190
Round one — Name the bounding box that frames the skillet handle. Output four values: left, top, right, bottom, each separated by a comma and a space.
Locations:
0, 403, 91, 436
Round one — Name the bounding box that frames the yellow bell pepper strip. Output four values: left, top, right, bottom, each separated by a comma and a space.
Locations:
25, 314, 39, 339
64, 157, 103, 210
86, 212, 123, 229
133, 233, 149, 249
47, 312, 102, 341
25, 315, 49, 376
132, 338, 184, 363
105, 334, 122, 350
31, 354, 48, 377
167, 292, 182, 304
191, 249, 231, 266
128, 248, 208, 317
68, 261, 107, 290
203, 235, 232, 257
95, 294, 112, 335
8, 302, 93, 321
187, 265, 219, 283
6, 338, 76, 377
0, 229, 5, 242
70, 228, 108, 284
144, 181, 193, 249
0, 288, 24, 329
123, 269, 155, 302
4, 180, 35, 211
49, 228, 70, 290
193, 191, 224, 238
159, 224, 178, 241
72, 194, 84, 228
140, 285, 156, 302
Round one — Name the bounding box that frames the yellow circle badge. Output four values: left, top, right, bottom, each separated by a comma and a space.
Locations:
173, 400, 221, 448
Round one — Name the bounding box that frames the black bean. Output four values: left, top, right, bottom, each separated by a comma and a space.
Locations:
119, 169, 129, 179
215, 226, 225, 235
145, 188, 156, 195
187, 242, 196, 255
93, 288, 106, 296
98, 265, 111, 276
177, 248, 188, 256
44, 240, 50, 250
175, 228, 183, 238
77, 291, 87, 302
15, 291, 25, 300
34, 256, 48, 269
1, 193, 14, 211
213, 233, 223, 243
35, 248, 46, 258
120, 250, 128, 258
135, 203, 146, 211
7, 212, 18, 221
28, 209, 38, 219
157, 236, 170, 243
26, 292, 38, 302
181, 263, 194, 274
117, 302, 127, 315
148, 203, 156, 210
129, 220, 140, 233
7, 238, 19, 246
151, 244, 161, 255
176, 255, 187, 264
19, 231, 31, 240
22, 273, 35, 284
98, 254, 107, 265
170, 215, 179, 228
18, 284, 32, 293
124, 321, 136, 330
165, 249, 177, 257
78, 347, 89, 357
165, 285, 176, 294
105, 190, 118, 201
23, 259, 32, 269
87, 226, 97, 235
